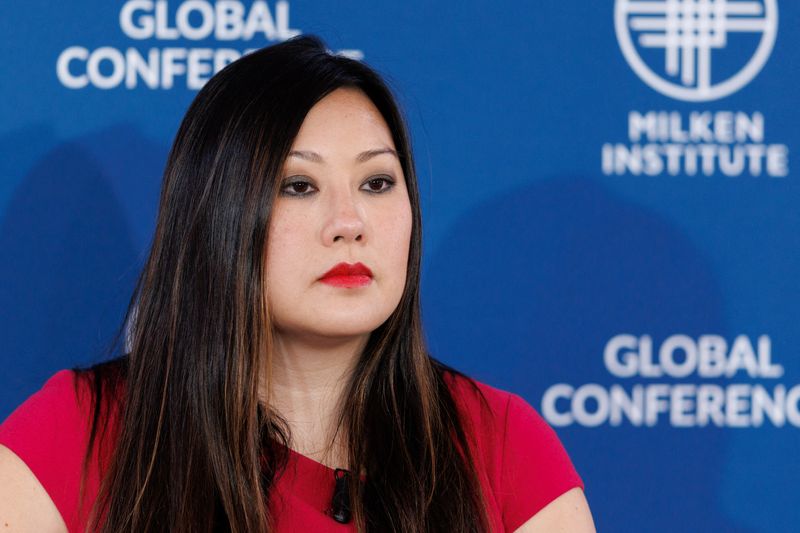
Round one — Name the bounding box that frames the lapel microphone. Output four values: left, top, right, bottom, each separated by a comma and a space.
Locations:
331, 468, 352, 523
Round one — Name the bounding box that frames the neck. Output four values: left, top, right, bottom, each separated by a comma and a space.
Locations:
264, 331, 368, 467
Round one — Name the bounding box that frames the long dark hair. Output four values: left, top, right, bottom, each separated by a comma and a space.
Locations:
77, 35, 491, 532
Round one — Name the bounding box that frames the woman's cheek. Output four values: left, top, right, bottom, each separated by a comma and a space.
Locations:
388, 203, 412, 282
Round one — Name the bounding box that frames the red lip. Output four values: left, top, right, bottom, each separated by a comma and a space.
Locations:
320, 262, 373, 288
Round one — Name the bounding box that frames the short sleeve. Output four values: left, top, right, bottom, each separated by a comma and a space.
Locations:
0, 370, 91, 532
500, 393, 584, 532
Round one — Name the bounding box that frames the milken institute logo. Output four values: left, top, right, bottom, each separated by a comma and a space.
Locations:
615, 0, 778, 101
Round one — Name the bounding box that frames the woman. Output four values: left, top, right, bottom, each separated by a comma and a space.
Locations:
0, 36, 595, 532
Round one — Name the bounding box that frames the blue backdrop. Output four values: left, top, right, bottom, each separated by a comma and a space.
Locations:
2, 1, 798, 531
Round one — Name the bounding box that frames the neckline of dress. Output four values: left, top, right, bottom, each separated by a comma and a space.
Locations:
285, 445, 339, 473
282, 445, 368, 484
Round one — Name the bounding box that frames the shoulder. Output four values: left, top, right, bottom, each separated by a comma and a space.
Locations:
0, 369, 102, 531
442, 369, 585, 532
0, 370, 89, 446
442, 369, 548, 451
443, 368, 513, 415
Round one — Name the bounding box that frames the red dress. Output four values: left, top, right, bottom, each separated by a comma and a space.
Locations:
0, 370, 583, 532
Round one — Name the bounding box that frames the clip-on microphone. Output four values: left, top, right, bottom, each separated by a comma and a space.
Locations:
331, 468, 352, 524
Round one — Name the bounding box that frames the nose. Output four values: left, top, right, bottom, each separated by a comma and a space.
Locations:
321, 189, 366, 246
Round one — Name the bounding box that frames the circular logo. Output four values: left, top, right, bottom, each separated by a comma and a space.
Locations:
615, 0, 778, 102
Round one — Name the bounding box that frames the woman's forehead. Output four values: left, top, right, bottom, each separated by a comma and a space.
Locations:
288, 88, 396, 156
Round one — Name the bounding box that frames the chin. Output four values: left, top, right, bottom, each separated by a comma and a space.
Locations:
314, 318, 387, 338
276, 313, 389, 341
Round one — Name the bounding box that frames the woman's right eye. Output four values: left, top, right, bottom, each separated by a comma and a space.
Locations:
280, 177, 317, 197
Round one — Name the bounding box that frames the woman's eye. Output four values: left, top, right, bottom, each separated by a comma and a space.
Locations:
361, 176, 395, 193
280, 178, 316, 197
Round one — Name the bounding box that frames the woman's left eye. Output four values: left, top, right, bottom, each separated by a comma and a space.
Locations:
361, 175, 395, 193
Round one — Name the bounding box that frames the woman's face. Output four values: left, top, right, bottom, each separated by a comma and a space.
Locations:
265, 88, 413, 343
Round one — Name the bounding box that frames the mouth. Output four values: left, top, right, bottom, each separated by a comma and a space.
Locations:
319, 262, 373, 288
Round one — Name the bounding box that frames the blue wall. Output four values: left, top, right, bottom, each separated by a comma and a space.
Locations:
2, 2, 798, 531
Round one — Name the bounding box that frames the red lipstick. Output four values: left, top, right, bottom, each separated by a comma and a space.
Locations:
320, 262, 373, 288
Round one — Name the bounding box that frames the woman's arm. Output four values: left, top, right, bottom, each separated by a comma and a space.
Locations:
0, 444, 67, 533
513, 487, 596, 533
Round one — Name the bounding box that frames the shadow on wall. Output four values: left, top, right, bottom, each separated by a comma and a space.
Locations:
422, 177, 752, 533
0, 125, 164, 420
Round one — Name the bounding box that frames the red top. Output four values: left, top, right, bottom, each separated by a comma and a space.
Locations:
0, 370, 583, 532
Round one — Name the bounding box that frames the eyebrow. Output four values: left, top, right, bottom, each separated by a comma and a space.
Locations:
287, 148, 398, 163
